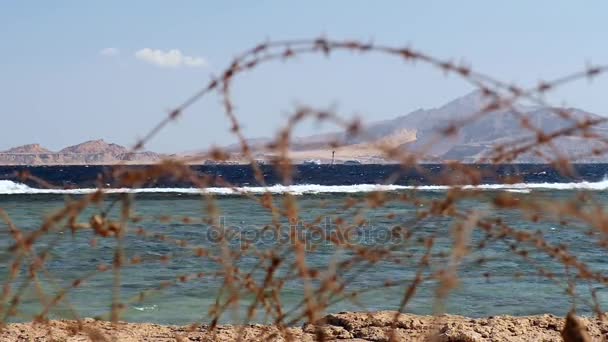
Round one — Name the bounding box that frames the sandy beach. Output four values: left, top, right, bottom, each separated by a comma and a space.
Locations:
0, 311, 604, 341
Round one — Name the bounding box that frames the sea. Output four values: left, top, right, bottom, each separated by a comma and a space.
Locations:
1, 164, 608, 324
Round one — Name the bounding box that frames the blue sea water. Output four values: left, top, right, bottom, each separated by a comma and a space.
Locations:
1, 164, 608, 325
1, 164, 607, 188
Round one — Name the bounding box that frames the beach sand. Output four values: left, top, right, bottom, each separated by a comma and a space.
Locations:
0, 310, 604, 341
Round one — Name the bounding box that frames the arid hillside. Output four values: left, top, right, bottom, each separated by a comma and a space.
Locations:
0, 139, 162, 165
217, 91, 608, 163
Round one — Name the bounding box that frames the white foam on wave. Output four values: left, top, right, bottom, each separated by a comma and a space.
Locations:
1, 179, 608, 195
505, 189, 532, 193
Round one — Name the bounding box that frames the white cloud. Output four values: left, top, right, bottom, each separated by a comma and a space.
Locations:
100, 47, 120, 57
183, 55, 206, 67
134, 48, 207, 68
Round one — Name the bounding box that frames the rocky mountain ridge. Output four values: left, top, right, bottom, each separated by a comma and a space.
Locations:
6, 91, 608, 165
232, 90, 608, 163
0, 139, 162, 165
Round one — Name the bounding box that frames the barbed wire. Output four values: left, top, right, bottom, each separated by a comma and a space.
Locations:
1, 37, 608, 341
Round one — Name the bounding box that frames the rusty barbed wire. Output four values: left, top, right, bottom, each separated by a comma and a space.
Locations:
1, 37, 608, 341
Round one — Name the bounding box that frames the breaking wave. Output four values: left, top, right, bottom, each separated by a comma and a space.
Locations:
1, 179, 608, 195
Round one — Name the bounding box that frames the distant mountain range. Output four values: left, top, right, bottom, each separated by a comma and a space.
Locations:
229, 90, 608, 163
0, 140, 162, 165
4, 91, 608, 165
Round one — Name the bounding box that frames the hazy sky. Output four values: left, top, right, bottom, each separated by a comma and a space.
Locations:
1, 1, 608, 152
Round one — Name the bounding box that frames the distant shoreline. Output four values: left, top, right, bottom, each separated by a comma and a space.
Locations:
2, 161, 608, 166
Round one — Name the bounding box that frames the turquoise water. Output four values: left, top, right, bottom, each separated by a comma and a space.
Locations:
0, 190, 606, 325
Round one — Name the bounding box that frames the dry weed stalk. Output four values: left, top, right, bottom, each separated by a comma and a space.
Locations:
0, 37, 607, 341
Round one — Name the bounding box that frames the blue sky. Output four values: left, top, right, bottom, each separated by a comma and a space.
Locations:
1, 1, 608, 152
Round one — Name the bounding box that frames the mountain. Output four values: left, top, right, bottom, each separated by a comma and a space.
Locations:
2, 144, 53, 154
5, 91, 606, 165
227, 90, 608, 163
59, 139, 128, 154
0, 139, 163, 165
